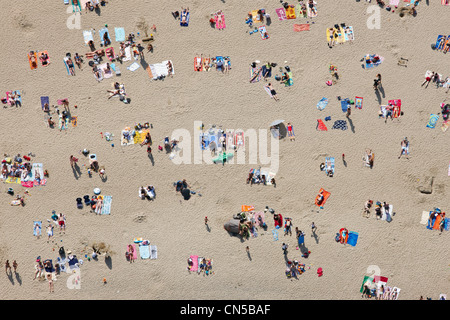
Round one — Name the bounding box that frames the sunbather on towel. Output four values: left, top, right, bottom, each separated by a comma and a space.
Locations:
167, 60, 173, 77
66, 57, 75, 76
316, 190, 324, 206
40, 52, 49, 66
181, 7, 189, 24
398, 137, 409, 159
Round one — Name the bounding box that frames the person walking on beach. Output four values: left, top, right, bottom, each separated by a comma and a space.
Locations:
12, 260, 18, 273
346, 105, 351, 118
311, 222, 317, 234
282, 243, 288, 255
47, 273, 54, 293
5, 260, 11, 274
70, 155, 78, 167
398, 137, 409, 159
422, 72, 434, 88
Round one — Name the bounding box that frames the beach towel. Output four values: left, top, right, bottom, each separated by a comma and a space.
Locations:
272, 228, 279, 241
194, 57, 203, 71
360, 276, 374, 293
293, 24, 310, 32
114, 27, 125, 42
6, 176, 20, 184
433, 215, 442, 230
390, 0, 400, 5
101, 196, 112, 215
41, 96, 49, 110
253, 211, 265, 227
420, 211, 430, 225
139, 243, 150, 259
99, 27, 110, 46
215, 13, 226, 29
264, 85, 273, 98
341, 99, 350, 112
189, 255, 199, 271
286, 6, 296, 19
83, 30, 94, 44
32, 163, 44, 181
180, 12, 190, 27
241, 205, 255, 212
33, 221, 42, 236
63, 57, 72, 75
316, 97, 328, 111
381, 205, 393, 221
284, 71, 293, 87
72, 0, 81, 13
250, 67, 262, 83
150, 245, 157, 259
364, 54, 384, 69
307, 1, 318, 17
347, 231, 359, 246
258, 25, 269, 40
336, 27, 346, 44
325, 157, 335, 175
426, 114, 439, 129
276, 8, 287, 20
317, 119, 328, 131
443, 0, 450, 5
332, 120, 347, 130
127, 62, 140, 72
28, 52, 38, 70
355, 97, 363, 109
251, 10, 262, 23
315, 188, 330, 207
21, 181, 34, 188
344, 26, 355, 41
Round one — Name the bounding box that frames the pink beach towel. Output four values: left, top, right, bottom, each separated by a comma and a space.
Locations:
21, 181, 34, 188
390, 0, 400, 6
189, 255, 199, 272
293, 24, 310, 32
215, 13, 226, 29
276, 8, 287, 20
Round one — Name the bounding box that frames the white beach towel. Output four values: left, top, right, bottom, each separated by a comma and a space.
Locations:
123, 46, 132, 62
127, 62, 140, 72
83, 30, 94, 44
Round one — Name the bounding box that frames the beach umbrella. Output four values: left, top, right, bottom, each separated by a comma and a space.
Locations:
270, 120, 285, 127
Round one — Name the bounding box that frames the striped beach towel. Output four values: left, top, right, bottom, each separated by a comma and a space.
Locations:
101, 196, 112, 215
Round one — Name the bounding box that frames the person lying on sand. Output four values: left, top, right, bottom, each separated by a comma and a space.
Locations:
181, 7, 189, 23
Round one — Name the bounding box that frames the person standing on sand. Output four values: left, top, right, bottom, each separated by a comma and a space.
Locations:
398, 137, 409, 159
5, 260, 11, 274
282, 243, 288, 255
346, 105, 351, 118
47, 273, 54, 293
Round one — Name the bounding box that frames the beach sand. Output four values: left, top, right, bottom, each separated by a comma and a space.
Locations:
0, 0, 448, 300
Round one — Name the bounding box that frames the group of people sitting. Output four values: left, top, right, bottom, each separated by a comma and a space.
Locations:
84, 0, 108, 12
362, 200, 391, 220
427, 208, 446, 232
1, 91, 21, 107
187, 257, 213, 275
139, 185, 155, 200
246, 167, 276, 186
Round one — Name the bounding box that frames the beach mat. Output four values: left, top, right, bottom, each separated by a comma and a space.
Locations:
83, 30, 93, 44
317, 119, 328, 131
258, 25, 269, 40
114, 27, 125, 42
355, 97, 363, 109
360, 276, 374, 293
332, 120, 347, 130
190, 255, 199, 271
317, 97, 328, 111
276, 8, 287, 20
293, 24, 309, 32
33, 221, 42, 236
347, 231, 359, 246
41, 96, 49, 110
101, 196, 112, 215
139, 244, 150, 259
315, 188, 330, 207
426, 114, 439, 129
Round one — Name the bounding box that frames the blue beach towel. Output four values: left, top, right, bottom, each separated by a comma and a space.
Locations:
139, 244, 150, 259
272, 229, 279, 241
101, 196, 112, 215
317, 97, 328, 111
444, 218, 449, 231
33, 221, 42, 236
347, 231, 359, 246
114, 27, 125, 42
41, 96, 49, 110
341, 98, 350, 113
332, 120, 348, 130
99, 27, 110, 46
426, 114, 439, 129
180, 12, 190, 26
325, 157, 335, 174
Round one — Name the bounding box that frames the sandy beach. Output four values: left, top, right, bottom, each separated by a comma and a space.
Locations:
0, 0, 448, 300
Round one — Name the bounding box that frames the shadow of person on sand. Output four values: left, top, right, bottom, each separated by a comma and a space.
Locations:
148, 153, 155, 166
105, 255, 112, 270
375, 89, 382, 104
379, 85, 385, 99
7, 271, 14, 284
15, 272, 22, 285
347, 117, 355, 133
72, 164, 81, 180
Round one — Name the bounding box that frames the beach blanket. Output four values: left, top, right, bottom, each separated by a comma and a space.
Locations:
347, 232, 359, 246
426, 114, 439, 129
315, 188, 330, 207
259, 25, 269, 40
250, 67, 262, 83
99, 27, 110, 46
114, 27, 125, 42
336, 27, 346, 44
325, 157, 335, 175
390, 0, 400, 5
189, 255, 199, 271
360, 276, 374, 293
122, 46, 132, 62
133, 129, 149, 145
41, 96, 49, 110
332, 120, 347, 130
72, 0, 81, 12
150, 245, 157, 259
147, 60, 174, 79
121, 129, 134, 146
253, 211, 265, 227
272, 228, 279, 241
32, 163, 45, 183
296, 3, 307, 18
21, 181, 34, 188
98, 63, 113, 78
276, 8, 287, 20
180, 12, 190, 27
420, 211, 430, 225
341, 99, 350, 113
344, 26, 355, 41
251, 10, 262, 23
286, 6, 296, 19
355, 97, 363, 109
381, 205, 393, 222
127, 62, 140, 72
6, 176, 20, 184
364, 54, 384, 69
307, 1, 318, 17
293, 24, 310, 32
264, 85, 273, 98
215, 13, 226, 29
241, 205, 255, 212
139, 243, 150, 259
33, 221, 42, 236
443, 0, 450, 5
317, 119, 328, 131
101, 196, 112, 215
83, 30, 94, 44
